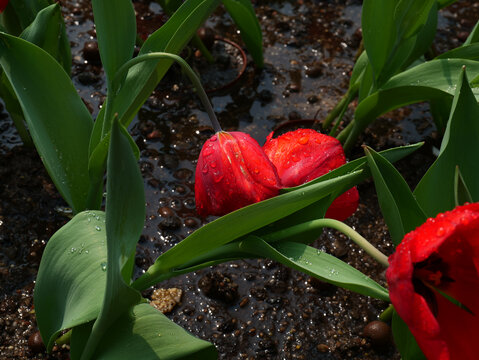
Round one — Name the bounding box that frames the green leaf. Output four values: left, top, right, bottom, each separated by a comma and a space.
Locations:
34, 211, 108, 351
80, 118, 145, 359
414, 68, 479, 216
91, 0, 136, 83
361, 0, 396, 84
222, 0, 263, 67
134, 170, 364, 290
464, 20, 479, 46
6, 0, 51, 30
112, 0, 221, 128
392, 310, 426, 360
350, 51, 369, 88
436, 43, 479, 61
0, 33, 93, 213
238, 237, 390, 301
20, 3, 71, 74
364, 147, 426, 245
344, 59, 479, 151
454, 165, 473, 206
91, 303, 217, 359
394, 0, 436, 41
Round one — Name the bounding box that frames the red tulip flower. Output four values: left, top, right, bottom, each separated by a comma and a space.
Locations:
195, 131, 282, 217
263, 129, 359, 221
0, 0, 8, 13
387, 203, 479, 360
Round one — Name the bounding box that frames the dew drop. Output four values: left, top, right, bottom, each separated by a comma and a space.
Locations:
210, 135, 217, 142
298, 136, 309, 145
95, 225, 101, 231
214, 175, 224, 183
202, 165, 208, 174
70, 247, 76, 253
101, 262, 107, 271
85, 250, 89, 254
203, 148, 214, 156
436, 227, 445, 236
210, 161, 217, 168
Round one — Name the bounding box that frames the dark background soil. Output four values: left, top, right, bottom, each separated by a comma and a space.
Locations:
1, 0, 478, 359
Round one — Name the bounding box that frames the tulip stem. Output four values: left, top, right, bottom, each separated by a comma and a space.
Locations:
263, 218, 390, 268
106, 52, 222, 136
379, 305, 394, 322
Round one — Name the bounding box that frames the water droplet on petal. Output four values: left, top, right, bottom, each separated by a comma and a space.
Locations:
436, 227, 445, 236
202, 164, 208, 174
203, 148, 213, 156
291, 154, 300, 162
210, 161, 217, 168
214, 175, 224, 183
298, 136, 309, 145
210, 135, 217, 142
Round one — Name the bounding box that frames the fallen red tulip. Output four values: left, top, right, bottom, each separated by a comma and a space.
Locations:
263, 128, 359, 221
195, 131, 282, 216
386, 203, 479, 360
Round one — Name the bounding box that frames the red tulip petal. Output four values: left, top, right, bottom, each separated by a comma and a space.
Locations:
387, 203, 479, 360
195, 132, 281, 217
0, 0, 8, 13
264, 129, 358, 220
325, 187, 359, 221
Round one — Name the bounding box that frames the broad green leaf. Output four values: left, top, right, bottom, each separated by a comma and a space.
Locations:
0, 33, 93, 213
394, 0, 436, 41
361, 0, 396, 84
91, 0, 136, 83
80, 118, 145, 359
6, 0, 51, 30
344, 59, 479, 151
34, 211, 107, 351
112, 0, 221, 129
134, 170, 363, 290
464, 20, 479, 46
20, 3, 71, 74
92, 303, 217, 359
414, 68, 479, 215
392, 310, 426, 360
222, 0, 263, 67
436, 43, 479, 61
238, 237, 390, 301
364, 147, 426, 245
454, 166, 473, 206
402, 2, 437, 67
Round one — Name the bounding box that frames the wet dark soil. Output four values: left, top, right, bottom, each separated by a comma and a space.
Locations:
1, 0, 478, 359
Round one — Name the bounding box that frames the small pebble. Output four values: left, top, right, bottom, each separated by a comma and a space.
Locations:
82, 41, 101, 65
363, 320, 392, 348
28, 331, 45, 353
317, 344, 329, 353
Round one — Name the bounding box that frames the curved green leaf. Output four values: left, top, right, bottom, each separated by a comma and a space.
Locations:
81, 118, 145, 359
0, 33, 93, 213
239, 237, 390, 301
20, 3, 71, 74
394, 0, 436, 41
364, 147, 426, 245
34, 211, 108, 351
134, 170, 363, 290
436, 43, 479, 61
222, 0, 263, 67
464, 20, 479, 46
91, 0, 136, 82
111, 0, 221, 129
92, 303, 217, 359
392, 310, 426, 360
344, 59, 479, 151
414, 68, 479, 216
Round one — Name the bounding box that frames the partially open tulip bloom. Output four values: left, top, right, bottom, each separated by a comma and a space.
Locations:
263, 129, 359, 221
386, 203, 479, 360
195, 131, 282, 216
